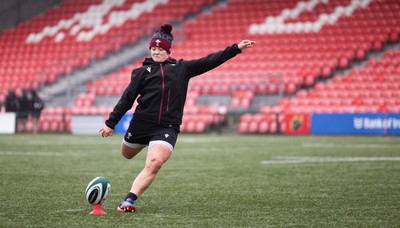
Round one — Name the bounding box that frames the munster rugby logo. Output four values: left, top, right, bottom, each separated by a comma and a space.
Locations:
289, 115, 304, 131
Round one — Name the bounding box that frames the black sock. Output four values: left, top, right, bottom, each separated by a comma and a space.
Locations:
125, 192, 138, 201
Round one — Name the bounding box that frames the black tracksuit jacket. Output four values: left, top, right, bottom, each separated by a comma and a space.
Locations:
105, 44, 242, 129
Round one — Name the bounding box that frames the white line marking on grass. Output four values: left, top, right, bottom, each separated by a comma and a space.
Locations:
302, 142, 399, 149
261, 156, 400, 165
0, 151, 86, 157
179, 137, 225, 143
26, 140, 112, 145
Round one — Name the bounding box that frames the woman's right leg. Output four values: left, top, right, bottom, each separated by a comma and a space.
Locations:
116, 142, 144, 212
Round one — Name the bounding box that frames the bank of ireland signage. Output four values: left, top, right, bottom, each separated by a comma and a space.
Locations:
311, 113, 400, 135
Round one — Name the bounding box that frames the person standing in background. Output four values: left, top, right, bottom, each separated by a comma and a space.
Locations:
15, 89, 30, 133
5, 89, 20, 132
5, 89, 20, 113
27, 89, 45, 134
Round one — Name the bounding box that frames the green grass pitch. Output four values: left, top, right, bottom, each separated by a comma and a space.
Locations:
1, 134, 399, 227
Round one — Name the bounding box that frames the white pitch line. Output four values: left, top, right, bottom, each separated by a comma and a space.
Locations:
261, 156, 400, 165
301, 142, 399, 149
0, 151, 86, 157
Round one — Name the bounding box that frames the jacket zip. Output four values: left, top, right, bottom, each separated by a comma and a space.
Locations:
158, 63, 165, 124
167, 89, 171, 112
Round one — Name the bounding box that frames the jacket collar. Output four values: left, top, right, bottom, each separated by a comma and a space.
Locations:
143, 56, 177, 66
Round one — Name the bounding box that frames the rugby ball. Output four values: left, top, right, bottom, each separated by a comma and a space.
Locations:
85, 176, 111, 205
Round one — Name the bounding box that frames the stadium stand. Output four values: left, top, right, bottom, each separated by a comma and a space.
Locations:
246, 49, 400, 134
0, 0, 215, 91
0, 0, 399, 133
0, 0, 217, 132
276, 50, 400, 113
